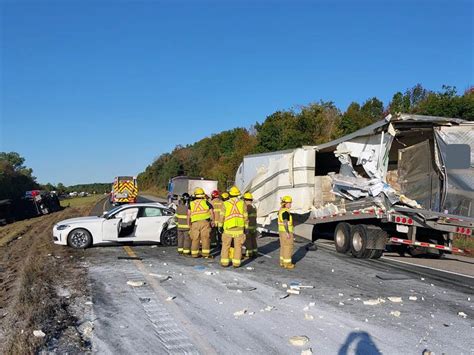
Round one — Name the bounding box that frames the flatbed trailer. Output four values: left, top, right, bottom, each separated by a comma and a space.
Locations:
236, 114, 474, 259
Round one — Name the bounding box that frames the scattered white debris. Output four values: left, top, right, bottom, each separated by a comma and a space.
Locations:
457, 311, 468, 319
309, 302, 315, 307
204, 271, 216, 276
33, 330, 45, 337
303, 306, 309, 311
421, 296, 425, 301
166, 296, 176, 302
234, 309, 247, 317
468, 297, 471, 301
287, 289, 300, 295
85, 301, 93, 305
282, 283, 288, 288
150, 245, 157, 248
363, 298, 385, 306
365, 318, 369, 322
338, 302, 344, 306
390, 311, 401, 317
246, 267, 254, 270
279, 294, 290, 299
421, 277, 425, 281
338, 293, 344, 297
78, 321, 94, 338
237, 290, 243, 294
289, 335, 310, 347
148, 273, 164, 278
388, 297, 402, 303
301, 348, 313, 355
304, 313, 314, 321
163, 262, 167, 266
422, 349, 433, 355
353, 297, 361, 301
265, 306, 275, 312
430, 283, 434, 287
331, 269, 334, 273
409, 296, 418, 301
127, 280, 144, 287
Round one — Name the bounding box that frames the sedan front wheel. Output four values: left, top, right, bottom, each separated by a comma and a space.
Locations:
68, 228, 93, 249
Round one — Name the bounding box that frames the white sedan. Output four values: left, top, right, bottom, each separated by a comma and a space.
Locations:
53, 203, 177, 249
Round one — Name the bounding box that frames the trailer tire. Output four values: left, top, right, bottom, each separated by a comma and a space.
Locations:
350, 225, 372, 259
369, 249, 384, 259
334, 222, 352, 254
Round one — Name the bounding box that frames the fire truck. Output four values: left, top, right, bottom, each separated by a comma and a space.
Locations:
111, 176, 138, 205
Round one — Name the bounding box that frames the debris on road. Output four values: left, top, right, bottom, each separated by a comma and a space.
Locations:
409, 296, 418, 301
304, 313, 314, 320
226, 283, 256, 292
287, 289, 300, 295
160, 276, 173, 283
139, 297, 151, 303
388, 297, 402, 303
85, 301, 93, 305
234, 309, 247, 317
457, 311, 467, 318
148, 273, 164, 278
301, 348, 313, 355
289, 335, 310, 347
150, 245, 157, 248
246, 267, 254, 270
33, 330, 46, 338
338, 302, 345, 306
205, 271, 218, 276
279, 293, 290, 299
265, 305, 275, 312
127, 280, 145, 287
118, 256, 143, 260
363, 298, 386, 305
166, 296, 176, 302
338, 293, 344, 297
78, 321, 94, 339
390, 310, 401, 317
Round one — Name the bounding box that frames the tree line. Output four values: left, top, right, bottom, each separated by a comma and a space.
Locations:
138, 84, 474, 191
0, 152, 110, 201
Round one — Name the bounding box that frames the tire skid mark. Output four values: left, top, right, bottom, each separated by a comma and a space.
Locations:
122, 246, 210, 355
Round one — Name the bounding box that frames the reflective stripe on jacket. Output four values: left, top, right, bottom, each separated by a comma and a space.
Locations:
246, 204, 257, 231
175, 204, 190, 230
223, 198, 246, 231
211, 198, 223, 227
190, 199, 211, 223
278, 208, 293, 233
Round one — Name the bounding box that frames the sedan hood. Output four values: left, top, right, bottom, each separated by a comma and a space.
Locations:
56, 216, 102, 225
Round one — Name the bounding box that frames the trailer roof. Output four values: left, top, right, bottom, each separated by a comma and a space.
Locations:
315, 113, 468, 152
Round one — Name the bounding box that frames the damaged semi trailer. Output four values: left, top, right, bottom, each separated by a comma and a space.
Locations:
236, 114, 474, 259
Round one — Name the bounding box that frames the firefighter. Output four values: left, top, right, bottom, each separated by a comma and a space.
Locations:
220, 186, 248, 268
278, 195, 295, 269
175, 193, 191, 256
210, 190, 223, 248
187, 187, 215, 258
243, 192, 258, 258
221, 192, 229, 201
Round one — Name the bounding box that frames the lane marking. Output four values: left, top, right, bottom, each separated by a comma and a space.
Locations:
102, 197, 108, 213
123, 246, 217, 355
380, 256, 474, 280
316, 241, 474, 280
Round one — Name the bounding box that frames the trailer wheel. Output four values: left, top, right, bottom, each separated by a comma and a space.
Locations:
369, 249, 384, 259
350, 225, 372, 259
334, 222, 352, 254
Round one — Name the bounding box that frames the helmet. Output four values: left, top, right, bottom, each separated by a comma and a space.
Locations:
194, 187, 205, 198
221, 192, 229, 200
211, 190, 220, 198
181, 193, 190, 201
229, 186, 241, 197
243, 192, 253, 201
281, 195, 292, 203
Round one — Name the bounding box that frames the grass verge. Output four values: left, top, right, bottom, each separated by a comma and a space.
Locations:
0, 202, 97, 353
60, 194, 102, 208
453, 235, 474, 256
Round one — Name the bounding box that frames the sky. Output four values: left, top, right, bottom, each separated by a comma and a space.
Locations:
1, 0, 472, 185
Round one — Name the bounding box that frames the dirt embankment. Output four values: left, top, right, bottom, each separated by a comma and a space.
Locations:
0, 206, 92, 354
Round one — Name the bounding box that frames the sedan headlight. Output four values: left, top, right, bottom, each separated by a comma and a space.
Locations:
56, 224, 70, 230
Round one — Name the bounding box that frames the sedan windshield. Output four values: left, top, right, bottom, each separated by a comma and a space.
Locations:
103, 206, 123, 218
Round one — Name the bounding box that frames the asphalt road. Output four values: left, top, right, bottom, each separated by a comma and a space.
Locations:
77, 196, 474, 354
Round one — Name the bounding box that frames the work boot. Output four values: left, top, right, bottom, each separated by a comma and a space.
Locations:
221, 263, 229, 268
283, 263, 295, 270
